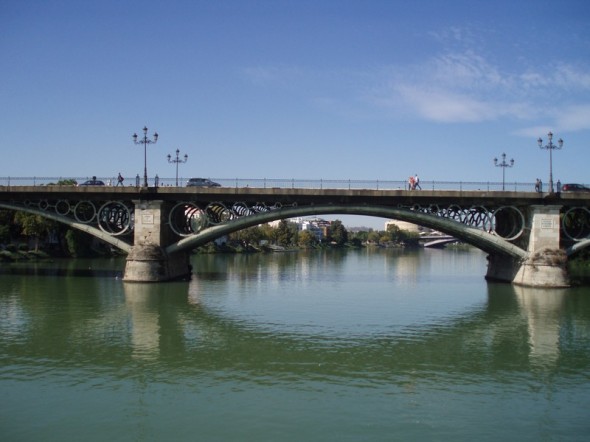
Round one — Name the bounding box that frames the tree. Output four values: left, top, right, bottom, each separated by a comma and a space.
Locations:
260, 223, 278, 243
0, 210, 15, 245
399, 230, 420, 247
367, 231, 381, 244
386, 224, 401, 241
65, 229, 94, 257
298, 230, 317, 248
13, 212, 48, 251
328, 220, 348, 246
47, 179, 78, 186
276, 220, 297, 246
387, 223, 419, 247
231, 226, 264, 248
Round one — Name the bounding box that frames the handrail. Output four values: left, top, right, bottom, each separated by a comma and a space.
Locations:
0, 176, 548, 192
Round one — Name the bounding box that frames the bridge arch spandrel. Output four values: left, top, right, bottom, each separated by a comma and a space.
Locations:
165, 204, 527, 259
0, 202, 133, 253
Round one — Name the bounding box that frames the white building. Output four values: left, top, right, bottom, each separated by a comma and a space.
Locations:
268, 217, 330, 240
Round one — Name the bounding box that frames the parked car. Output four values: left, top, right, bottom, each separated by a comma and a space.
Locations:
561, 183, 590, 192
78, 178, 105, 186
186, 178, 221, 188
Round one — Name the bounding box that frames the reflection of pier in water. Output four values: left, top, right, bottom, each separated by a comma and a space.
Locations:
0, 266, 581, 374
514, 286, 567, 367
117, 277, 578, 373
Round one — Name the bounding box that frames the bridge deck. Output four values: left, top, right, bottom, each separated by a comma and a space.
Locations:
1, 186, 587, 208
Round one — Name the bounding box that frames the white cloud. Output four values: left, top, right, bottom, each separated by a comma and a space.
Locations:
395, 86, 494, 123
429, 52, 508, 90
241, 50, 590, 132
377, 51, 590, 130
512, 126, 557, 138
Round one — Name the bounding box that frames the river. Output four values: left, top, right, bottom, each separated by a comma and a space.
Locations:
1, 248, 589, 441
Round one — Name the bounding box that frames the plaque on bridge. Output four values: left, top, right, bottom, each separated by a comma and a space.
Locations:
142, 214, 154, 225
540, 218, 554, 229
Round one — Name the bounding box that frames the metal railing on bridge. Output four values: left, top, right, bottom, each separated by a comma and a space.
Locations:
0, 176, 543, 192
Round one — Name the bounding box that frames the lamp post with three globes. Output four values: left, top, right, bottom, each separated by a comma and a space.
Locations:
167, 149, 188, 186
493, 152, 514, 191
132, 126, 158, 188
537, 131, 563, 194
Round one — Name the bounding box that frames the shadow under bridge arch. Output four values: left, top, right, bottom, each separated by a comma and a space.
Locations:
165, 204, 527, 259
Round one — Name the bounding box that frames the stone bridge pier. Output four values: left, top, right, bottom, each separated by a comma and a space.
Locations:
123, 200, 191, 282
486, 205, 569, 287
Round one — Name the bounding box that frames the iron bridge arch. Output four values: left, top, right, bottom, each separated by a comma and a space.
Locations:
0, 201, 133, 253
2, 197, 590, 258
166, 202, 528, 259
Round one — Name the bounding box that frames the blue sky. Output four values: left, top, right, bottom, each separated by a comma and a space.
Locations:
1, 0, 589, 227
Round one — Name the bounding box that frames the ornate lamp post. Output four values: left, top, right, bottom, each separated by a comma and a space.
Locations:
537, 131, 563, 194
132, 126, 158, 187
493, 152, 514, 191
167, 149, 188, 186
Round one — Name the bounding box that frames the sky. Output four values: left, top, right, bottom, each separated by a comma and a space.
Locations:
1, 0, 589, 228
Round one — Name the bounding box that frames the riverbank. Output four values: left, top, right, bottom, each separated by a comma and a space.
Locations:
0, 249, 53, 262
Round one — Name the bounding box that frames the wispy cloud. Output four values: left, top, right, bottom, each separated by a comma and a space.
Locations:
378, 51, 590, 132
240, 48, 590, 133
394, 86, 496, 123
513, 104, 590, 137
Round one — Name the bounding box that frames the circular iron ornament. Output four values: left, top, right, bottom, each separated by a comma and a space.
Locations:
188, 208, 207, 233
252, 203, 269, 213
447, 205, 464, 222
97, 201, 131, 236
491, 206, 525, 241
39, 199, 50, 210
232, 202, 254, 217
168, 202, 208, 236
466, 206, 493, 231
55, 200, 71, 216
205, 202, 234, 225
562, 207, 590, 241
428, 204, 440, 215
73, 200, 97, 223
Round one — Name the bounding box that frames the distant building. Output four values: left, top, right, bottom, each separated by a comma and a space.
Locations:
268, 217, 331, 240
300, 217, 330, 241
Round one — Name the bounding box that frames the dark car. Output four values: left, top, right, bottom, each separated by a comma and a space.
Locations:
78, 178, 105, 186
561, 183, 590, 192
186, 178, 221, 188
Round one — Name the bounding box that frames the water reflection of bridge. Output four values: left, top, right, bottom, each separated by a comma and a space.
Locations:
2, 270, 585, 374
122, 279, 588, 373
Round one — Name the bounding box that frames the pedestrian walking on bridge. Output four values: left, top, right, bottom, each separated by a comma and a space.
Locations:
414, 174, 421, 190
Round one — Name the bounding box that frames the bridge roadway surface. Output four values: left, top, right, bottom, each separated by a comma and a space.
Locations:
1, 185, 588, 207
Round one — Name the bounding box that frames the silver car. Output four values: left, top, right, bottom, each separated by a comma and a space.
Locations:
186, 178, 221, 188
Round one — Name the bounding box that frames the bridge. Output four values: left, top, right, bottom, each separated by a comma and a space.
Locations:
1, 182, 589, 287
420, 235, 459, 248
